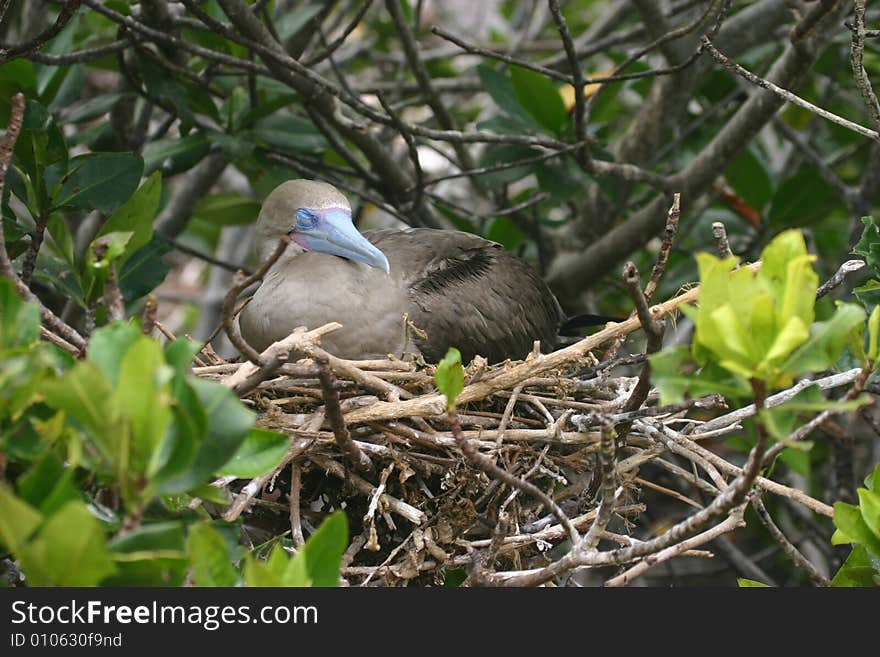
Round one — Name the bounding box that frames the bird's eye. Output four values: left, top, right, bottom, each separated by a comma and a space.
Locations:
295, 208, 319, 230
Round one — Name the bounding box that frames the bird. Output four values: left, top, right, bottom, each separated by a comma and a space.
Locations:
239, 179, 594, 364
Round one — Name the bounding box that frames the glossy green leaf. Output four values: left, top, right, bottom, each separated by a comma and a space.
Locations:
192, 192, 260, 226
0, 483, 42, 552
0, 277, 40, 348
87, 321, 143, 385
737, 578, 771, 587
858, 488, 880, 538
252, 114, 326, 155
187, 524, 239, 587
868, 305, 880, 360
853, 215, 880, 275
157, 378, 254, 494
833, 501, 880, 556
477, 64, 539, 130
116, 336, 173, 479
97, 171, 162, 265
435, 347, 464, 410
510, 66, 568, 135
17, 501, 117, 586
284, 511, 348, 587
54, 152, 144, 214
17, 451, 81, 516
143, 134, 210, 176
830, 545, 880, 587
783, 303, 866, 377
724, 147, 774, 211
106, 522, 187, 586
215, 427, 289, 479
119, 236, 172, 301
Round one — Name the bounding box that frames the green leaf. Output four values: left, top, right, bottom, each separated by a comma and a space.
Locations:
0, 277, 41, 348
768, 168, 843, 229
17, 451, 81, 516
17, 501, 117, 586
275, 4, 324, 40
435, 347, 464, 410
106, 522, 187, 586
830, 545, 880, 587
477, 65, 540, 131
157, 378, 254, 494
215, 427, 289, 478
868, 305, 880, 360
192, 192, 260, 226
187, 524, 239, 587
116, 336, 173, 479
834, 501, 880, 556
87, 321, 143, 386
783, 303, 866, 377
143, 134, 210, 176
853, 216, 880, 275
252, 114, 327, 155
284, 511, 348, 587
737, 578, 771, 587
724, 146, 774, 211
54, 152, 144, 214
119, 236, 171, 301
858, 488, 880, 538
42, 361, 120, 465
97, 171, 162, 265
650, 346, 751, 405
485, 216, 524, 251
65, 93, 123, 123
510, 66, 568, 136
0, 483, 43, 552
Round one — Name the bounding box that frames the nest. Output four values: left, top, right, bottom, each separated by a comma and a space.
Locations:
190, 280, 844, 587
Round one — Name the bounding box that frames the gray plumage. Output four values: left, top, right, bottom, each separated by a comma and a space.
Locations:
239, 180, 565, 363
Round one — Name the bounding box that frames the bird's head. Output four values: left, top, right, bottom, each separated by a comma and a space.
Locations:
255, 179, 390, 273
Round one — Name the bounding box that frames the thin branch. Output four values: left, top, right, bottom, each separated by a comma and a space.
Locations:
703, 36, 880, 142
448, 407, 579, 546
751, 496, 829, 586
316, 355, 374, 474
0, 0, 82, 63
0, 92, 87, 352
220, 236, 289, 366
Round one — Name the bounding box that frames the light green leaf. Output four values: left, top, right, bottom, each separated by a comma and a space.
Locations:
830, 545, 880, 587
187, 524, 239, 587
783, 303, 866, 377
737, 578, 771, 587
284, 511, 348, 587
18, 501, 117, 586
858, 488, 880, 538
868, 305, 880, 360
97, 171, 162, 265
87, 321, 143, 386
435, 347, 464, 410
0, 483, 43, 552
215, 428, 289, 479
834, 501, 880, 557
192, 192, 260, 226
510, 66, 568, 135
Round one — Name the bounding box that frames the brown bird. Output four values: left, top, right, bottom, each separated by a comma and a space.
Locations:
239, 179, 583, 363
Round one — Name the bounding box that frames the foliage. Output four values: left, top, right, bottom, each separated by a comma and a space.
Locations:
0, 280, 343, 587
0, 0, 879, 588
831, 463, 880, 586
435, 347, 464, 411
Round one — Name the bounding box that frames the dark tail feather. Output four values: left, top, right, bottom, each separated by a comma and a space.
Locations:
559, 313, 625, 335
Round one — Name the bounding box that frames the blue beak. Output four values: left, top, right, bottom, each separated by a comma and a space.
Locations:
291, 207, 390, 274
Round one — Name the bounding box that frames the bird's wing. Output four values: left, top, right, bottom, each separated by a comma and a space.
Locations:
367, 228, 563, 363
